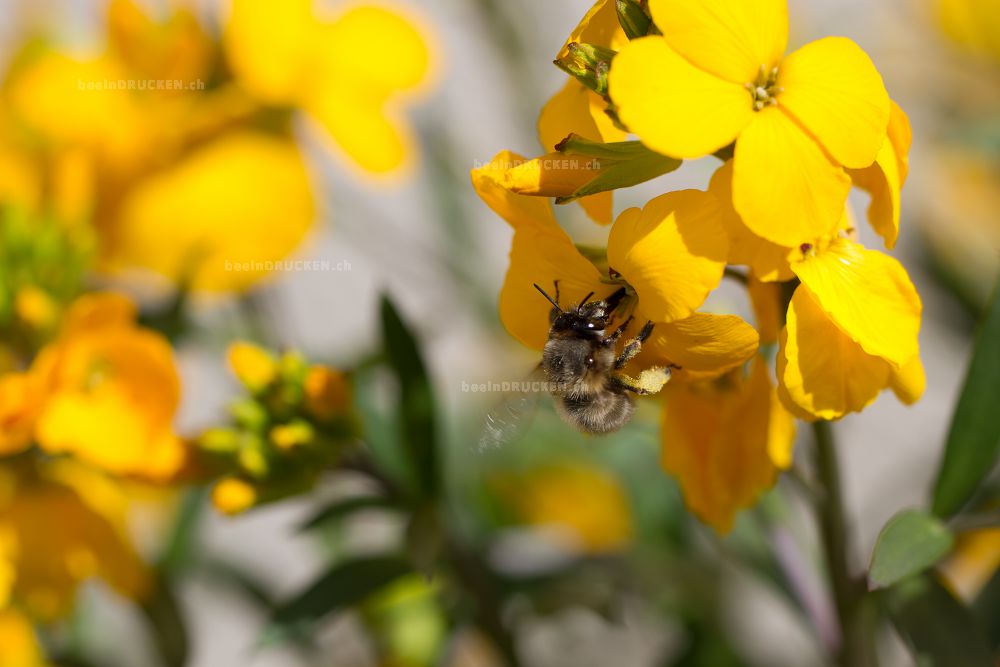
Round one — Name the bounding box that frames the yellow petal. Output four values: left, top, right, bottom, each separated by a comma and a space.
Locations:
733, 107, 851, 246
473, 155, 608, 349
791, 238, 921, 367
471, 151, 561, 230
890, 354, 926, 405
661, 359, 795, 533
557, 0, 628, 59
0, 610, 49, 666
306, 88, 414, 175
939, 528, 1000, 602
114, 131, 315, 292
503, 152, 605, 198
780, 287, 891, 420
607, 190, 728, 323
850, 101, 912, 249
538, 79, 625, 225
0, 373, 39, 457
633, 312, 759, 379
650, 0, 788, 84
709, 160, 794, 281
224, 0, 317, 103
317, 5, 432, 93
778, 37, 890, 169
609, 37, 754, 158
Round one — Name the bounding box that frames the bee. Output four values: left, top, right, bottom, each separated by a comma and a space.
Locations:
478, 282, 671, 449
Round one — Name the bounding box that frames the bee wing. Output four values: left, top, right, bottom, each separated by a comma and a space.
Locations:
475, 366, 545, 452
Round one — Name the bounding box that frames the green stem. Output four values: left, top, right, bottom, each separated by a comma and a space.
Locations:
812, 420, 877, 667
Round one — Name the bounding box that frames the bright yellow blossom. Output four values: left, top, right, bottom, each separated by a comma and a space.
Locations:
0, 461, 150, 621
608, 0, 890, 247
30, 293, 186, 481
224, 0, 434, 176
228, 342, 279, 393
472, 151, 758, 379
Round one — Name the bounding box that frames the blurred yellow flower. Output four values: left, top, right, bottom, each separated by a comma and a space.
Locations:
211, 477, 258, 517
662, 359, 796, 533
114, 131, 315, 292
608, 0, 889, 247
228, 342, 279, 393
224, 0, 434, 176
0, 374, 40, 457
939, 528, 1000, 601
937, 0, 1000, 62
0, 610, 50, 667
497, 462, 633, 553
304, 366, 352, 421
30, 293, 186, 481
0, 460, 150, 621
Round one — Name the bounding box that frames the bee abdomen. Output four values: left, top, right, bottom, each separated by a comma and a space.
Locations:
556, 392, 634, 435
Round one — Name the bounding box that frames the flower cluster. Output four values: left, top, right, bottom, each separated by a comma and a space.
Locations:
472, 0, 923, 531
0, 0, 432, 293
202, 343, 358, 515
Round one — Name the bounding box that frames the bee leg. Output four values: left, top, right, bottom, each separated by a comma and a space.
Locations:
602, 315, 634, 346
614, 320, 654, 369
610, 367, 671, 395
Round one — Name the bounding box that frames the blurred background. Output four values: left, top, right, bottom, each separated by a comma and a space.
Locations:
0, 0, 996, 665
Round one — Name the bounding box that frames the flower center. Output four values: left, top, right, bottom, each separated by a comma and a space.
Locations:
746, 65, 782, 111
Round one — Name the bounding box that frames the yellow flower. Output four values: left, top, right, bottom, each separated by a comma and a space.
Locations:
113, 131, 315, 292
472, 151, 758, 379
496, 461, 633, 553
30, 293, 187, 481
939, 528, 1000, 602
778, 241, 925, 420
304, 366, 351, 421
608, 0, 890, 246
662, 359, 796, 533
211, 477, 258, 516
937, 0, 1000, 63
224, 0, 434, 176
0, 609, 51, 667
0, 460, 150, 621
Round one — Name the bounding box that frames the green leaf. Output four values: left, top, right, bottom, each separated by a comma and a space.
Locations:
298, 495, 397, 532
932, 278, 1000, 517
265, 555, 412, 644
140, 575, 189, 667
556, 135, 658, 160
557, 151, 681, 203
888, 574, 994, 666
869, 509, 955, 589
616, 0, 652, 40
380, 296, 439, 498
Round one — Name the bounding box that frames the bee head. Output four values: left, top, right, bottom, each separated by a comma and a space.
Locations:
534, 284, 626, 339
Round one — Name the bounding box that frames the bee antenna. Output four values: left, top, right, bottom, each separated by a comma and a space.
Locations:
533, 283, 562, 311
577, 291, 595, 308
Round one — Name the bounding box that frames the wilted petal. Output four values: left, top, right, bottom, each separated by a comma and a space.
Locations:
661, 359, 796, 533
